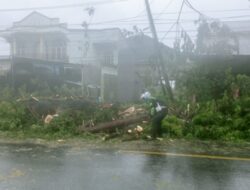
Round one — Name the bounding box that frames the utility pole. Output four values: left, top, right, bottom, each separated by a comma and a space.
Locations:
144, 0, 174, 102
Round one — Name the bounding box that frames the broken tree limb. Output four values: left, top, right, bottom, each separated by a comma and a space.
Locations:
78, 114, 149, 133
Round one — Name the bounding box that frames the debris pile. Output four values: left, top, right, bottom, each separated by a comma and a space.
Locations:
80, 105, 148, 133
118, 106, 145, 118
21, 95, 149, 135
44, 114, 59, 124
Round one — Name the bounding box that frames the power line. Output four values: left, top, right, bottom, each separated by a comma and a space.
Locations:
220, 15, 250, 19
71, 15, 250, 26
160, 23, 178, 41
2, 25, 250, 34
1, 17, 250, 30
150, 9, 250, 17
175, 0, 185, 43
0, 2, 248, 14
135, 0, 155, 18
1, 12, 250, 29
155, 0, 176, 19
184, 0, 204, 16
198, 8, 250, 13
0, 0, 128, 12
161, 0, 185, 41
83, 17, 197, 24
176, 0, 185, 24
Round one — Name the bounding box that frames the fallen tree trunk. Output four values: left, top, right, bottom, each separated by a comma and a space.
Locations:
78, 114, 148, 133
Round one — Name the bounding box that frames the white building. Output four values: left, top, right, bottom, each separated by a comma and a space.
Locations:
0, 56, 11, 76
224, 20, 250, 55
0, 11, 123, 65
0, 12, 124, 100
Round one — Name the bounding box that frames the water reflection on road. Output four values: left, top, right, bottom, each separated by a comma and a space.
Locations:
0, 143, 249, 190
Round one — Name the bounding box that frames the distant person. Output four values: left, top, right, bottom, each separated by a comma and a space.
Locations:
141, 91, 167, 139
140, 90, 152, 100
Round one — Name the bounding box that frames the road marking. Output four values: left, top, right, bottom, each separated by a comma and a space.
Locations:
121, 150, 250, 162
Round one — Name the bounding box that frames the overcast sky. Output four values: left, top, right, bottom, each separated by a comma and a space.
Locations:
0, 0, 249, 55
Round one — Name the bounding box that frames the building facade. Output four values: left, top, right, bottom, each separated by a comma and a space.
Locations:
0, 12, 123, 100
0, 56, 11, 76
0, 12, 172, 102
224, 20, 250, 55
0, 11, 122, 65
199, 20, 250, 55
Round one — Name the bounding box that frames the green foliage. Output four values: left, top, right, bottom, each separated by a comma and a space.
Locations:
177, 63, 250, 104
236, 75, 250, 97
238, 98, 250, 116
38, 106, 119, 137
189, 97, 250, 141
177, 64, 227, 102
0, 61, 249, 143
223, 131, 245, 141
46, 113, 78, 136
216, 94, 235, 115
92, 105, 119, 123
161, 78, 250, 141
0, 101, 35, 130
161, 115, 184, 138
1, 73, 82, 98
193, 112, 222, 126
54, 84, 82, 97
0, 87, 15, 101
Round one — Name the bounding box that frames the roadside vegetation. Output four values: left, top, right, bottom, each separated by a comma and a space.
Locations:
162, 65, 250, 142
0, 62, 249, 143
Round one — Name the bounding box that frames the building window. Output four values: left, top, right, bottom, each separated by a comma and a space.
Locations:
51, 47, 56, 60
55, 46, 66, 60
56, 47, 61, 60
62, 47, 66, 59
103, 52, 114, 66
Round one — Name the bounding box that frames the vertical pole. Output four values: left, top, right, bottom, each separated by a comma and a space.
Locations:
12, 37, 17, 56
10, 37, 16, 90
11, 56, 14, 90
81, 64, 84, 96
39, 34, 44, 59
144, 0, 174, 101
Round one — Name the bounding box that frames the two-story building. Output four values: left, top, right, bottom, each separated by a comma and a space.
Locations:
0, 11, 122, 63
0, 11, 123, 100
0, 11, 175, 102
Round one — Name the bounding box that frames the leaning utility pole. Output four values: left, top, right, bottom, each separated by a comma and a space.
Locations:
144, 0, 174, 102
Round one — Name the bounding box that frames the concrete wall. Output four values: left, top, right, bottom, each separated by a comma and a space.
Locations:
100, 66, 118, 101
0, 58, 11, 76
67, 29, 122, 65
238, 34, 250, 55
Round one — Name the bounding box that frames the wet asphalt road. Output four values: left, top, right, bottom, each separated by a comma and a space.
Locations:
0, 143, 249, 190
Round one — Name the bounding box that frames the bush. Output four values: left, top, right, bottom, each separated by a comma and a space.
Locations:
46, 109, 92, 134
161, 115, 184, 138
238, 98, 250, 116
216, 94, 235, 115
192, 112, 223, 126
189, 96, 250, 141
192, 125, 210, 139
0, 101, 35, 130
93, 105, 119, 124
223, 131, 245, 141
236, 75, 250, 97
